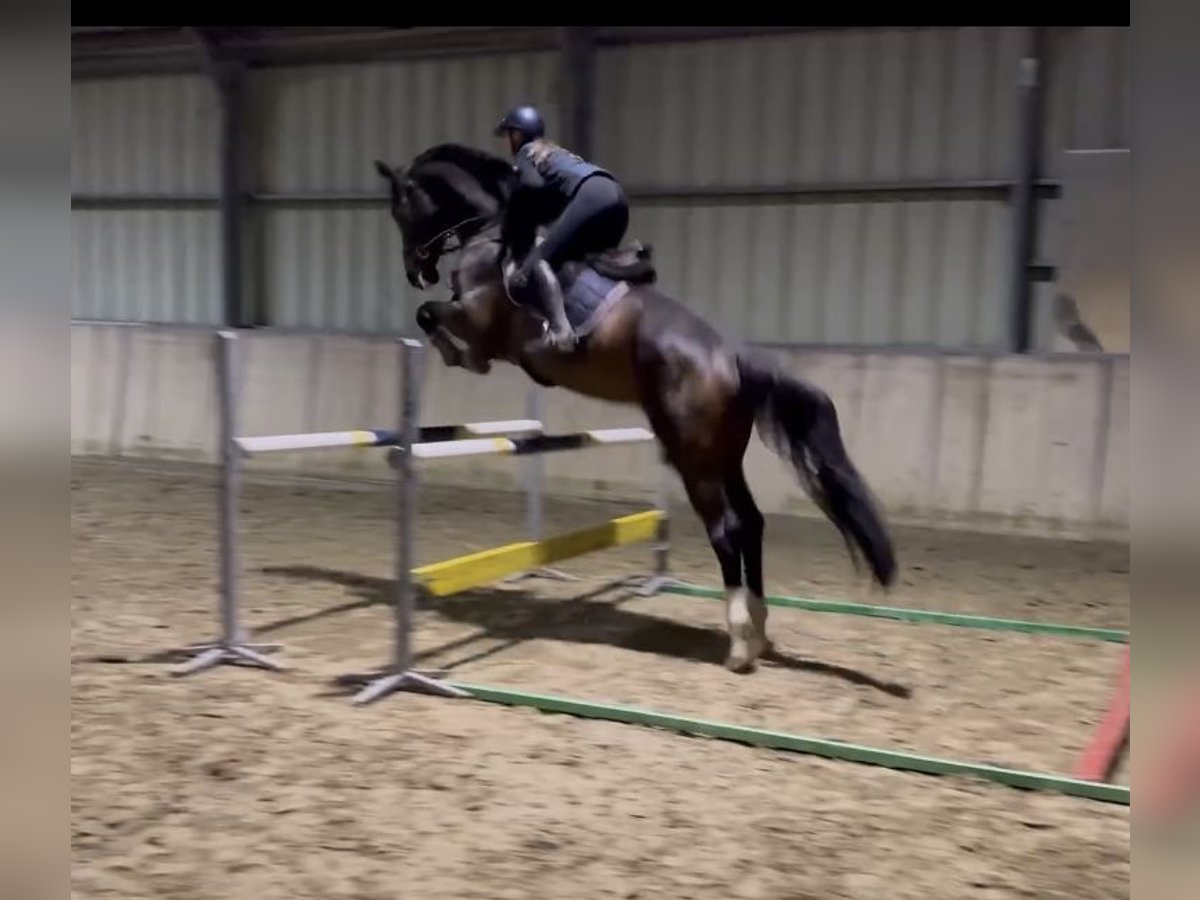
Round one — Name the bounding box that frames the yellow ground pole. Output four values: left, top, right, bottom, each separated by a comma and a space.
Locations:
413, 509, 664, 597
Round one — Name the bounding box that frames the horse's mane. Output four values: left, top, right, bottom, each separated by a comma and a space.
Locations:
405, 141, 655, 284
410, 143, 515, 194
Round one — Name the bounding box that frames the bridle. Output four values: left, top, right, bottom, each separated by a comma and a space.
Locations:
414, 214, 495, 262
403, 158, 513, 266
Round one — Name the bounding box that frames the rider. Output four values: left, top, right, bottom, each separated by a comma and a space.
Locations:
494, 104, 630, 352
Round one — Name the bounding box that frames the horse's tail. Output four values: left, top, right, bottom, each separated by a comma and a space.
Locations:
736, 352, 897, 588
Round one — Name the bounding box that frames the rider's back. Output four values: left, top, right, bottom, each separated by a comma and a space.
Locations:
515, 139, 612, 216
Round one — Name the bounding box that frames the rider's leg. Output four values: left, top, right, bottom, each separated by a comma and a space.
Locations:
566, 177, 629, 254
542, 176, 630, 268
508, 246, 576, 352
517, 176, 628, 351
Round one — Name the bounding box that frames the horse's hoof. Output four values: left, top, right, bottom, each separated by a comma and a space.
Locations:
724, 587, 766, 673
464, 355, 492, 375
724, 652, 758, 674
725, 635, 765, 673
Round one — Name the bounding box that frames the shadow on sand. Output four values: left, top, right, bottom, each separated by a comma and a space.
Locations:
260, 564, 912, 700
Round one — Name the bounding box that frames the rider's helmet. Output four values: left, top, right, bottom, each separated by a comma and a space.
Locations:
494, 104, 545, 150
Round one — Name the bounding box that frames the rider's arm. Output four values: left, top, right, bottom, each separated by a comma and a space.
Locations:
500, 190, 539, 262
514, 146, 546, 191
500, 147, 548, 263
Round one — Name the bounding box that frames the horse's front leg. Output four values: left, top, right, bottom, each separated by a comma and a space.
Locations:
415, 299, 491, 374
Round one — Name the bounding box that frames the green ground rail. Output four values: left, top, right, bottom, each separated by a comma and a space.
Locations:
663, 583, 1129, 643
448, 682, 1130, 806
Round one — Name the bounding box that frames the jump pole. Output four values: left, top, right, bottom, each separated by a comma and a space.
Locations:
173, 330, 281, 676
234, 419, 543, 454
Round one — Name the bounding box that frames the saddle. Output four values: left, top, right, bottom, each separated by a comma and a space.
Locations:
554, 242, 654, 334
583, 241, 656, 285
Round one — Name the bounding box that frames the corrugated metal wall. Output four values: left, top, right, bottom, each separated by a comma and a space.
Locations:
1034, 26, 1130, 348
70, 28, 1128, 348
625, 201, 1013, 348
71, 75, 220, 193
596, 29, 1024, 188
596, 28, 1021, 348
1042, 27, 1130, 173
71, 75, 224, 323
251, 53, 559, 331
72, 210, 221, 323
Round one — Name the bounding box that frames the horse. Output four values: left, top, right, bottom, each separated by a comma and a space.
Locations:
373, 144, 897, 673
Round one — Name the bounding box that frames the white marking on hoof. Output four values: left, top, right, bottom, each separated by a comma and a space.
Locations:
724, 587, 766, 673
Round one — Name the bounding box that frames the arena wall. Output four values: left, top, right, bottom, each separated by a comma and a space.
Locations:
71, 322, 1128, 541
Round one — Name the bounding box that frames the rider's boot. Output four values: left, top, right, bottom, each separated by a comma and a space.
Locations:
509, 260, 577, 355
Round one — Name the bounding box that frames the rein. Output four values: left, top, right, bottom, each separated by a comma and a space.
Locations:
415, 214, 497, 261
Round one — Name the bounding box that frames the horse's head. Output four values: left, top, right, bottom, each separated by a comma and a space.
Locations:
374, 159, 441, 289
375, 144, 515, 290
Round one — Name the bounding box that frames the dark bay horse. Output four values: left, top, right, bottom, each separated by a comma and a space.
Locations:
374, 144, 896, 672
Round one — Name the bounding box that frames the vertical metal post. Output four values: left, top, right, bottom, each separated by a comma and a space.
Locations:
524, 386, 544, 542
558, 27, 596, 157
218, 61, 248, 328
393, 338, 421, 673
173, 330, 280, 675
190, 29, 249, 329
1008, 27, 1049, 353
631, 463, 680, 598
351, 339, 469, 704
508, 384, 577, 584
653, 466, 671, 579
218, 330, 241, 644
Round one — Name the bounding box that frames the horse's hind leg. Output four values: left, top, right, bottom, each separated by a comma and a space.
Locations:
636, 343, 763, 670
724, 466, 769, 657
677, 468, 764, 673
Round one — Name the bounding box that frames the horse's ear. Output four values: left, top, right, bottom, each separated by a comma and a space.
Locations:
374, 159, 394, 182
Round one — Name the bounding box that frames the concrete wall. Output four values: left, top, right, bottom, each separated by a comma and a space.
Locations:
71, 323, 1128, 541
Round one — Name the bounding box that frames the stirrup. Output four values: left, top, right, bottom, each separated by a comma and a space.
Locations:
524, 321, 577, 356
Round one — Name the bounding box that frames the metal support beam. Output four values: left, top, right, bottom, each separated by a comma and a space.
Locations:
70, 195, 220, 209
216, 61, 250, 328
73, 27, 822, 80
186, 27, 253, 329
74, 27, 832, 80
592, 26, 815, 46
627, 179, 1061, 205
1008, 27, 1050, 353
72, 27, 562, 79
558, 27, 596, 157
72, 179, 1063, 211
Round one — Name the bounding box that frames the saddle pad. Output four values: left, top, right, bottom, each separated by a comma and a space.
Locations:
562, 266, 630, 336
